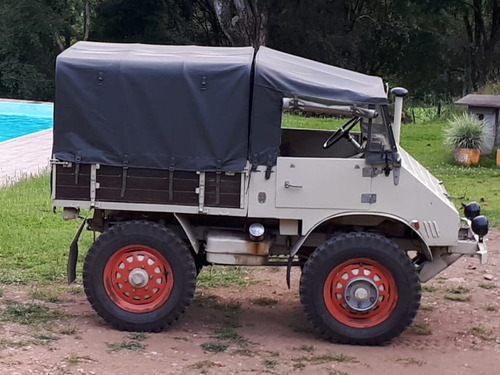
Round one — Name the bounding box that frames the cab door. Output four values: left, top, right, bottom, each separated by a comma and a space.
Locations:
275, 157, 372, 210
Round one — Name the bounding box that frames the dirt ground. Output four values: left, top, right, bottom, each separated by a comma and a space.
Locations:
1, 231, 500, 375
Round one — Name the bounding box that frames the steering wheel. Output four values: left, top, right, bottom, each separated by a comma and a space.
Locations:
323, 117, 361, 149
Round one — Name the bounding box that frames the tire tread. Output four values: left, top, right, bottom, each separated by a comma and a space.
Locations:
300, 232, 421, 345
83, 220, 197, 332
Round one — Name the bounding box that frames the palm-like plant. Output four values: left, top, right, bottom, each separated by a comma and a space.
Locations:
444, 113, 485, 151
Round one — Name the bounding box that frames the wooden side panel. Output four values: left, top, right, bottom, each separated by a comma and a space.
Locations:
54, 163, 242, 208
96, 166, 199, 206
205, 173, 242, 208
54, 164, 91, 200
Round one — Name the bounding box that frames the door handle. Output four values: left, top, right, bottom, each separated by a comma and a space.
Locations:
284, 180, 303, 189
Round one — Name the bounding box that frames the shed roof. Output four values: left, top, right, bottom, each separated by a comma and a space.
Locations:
455, 94, 500, 108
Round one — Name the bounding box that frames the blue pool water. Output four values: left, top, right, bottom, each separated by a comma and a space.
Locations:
0, 101, 53, 142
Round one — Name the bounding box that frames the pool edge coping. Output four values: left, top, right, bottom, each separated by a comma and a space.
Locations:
0, 98, 53, 105
0, 129, 53, 146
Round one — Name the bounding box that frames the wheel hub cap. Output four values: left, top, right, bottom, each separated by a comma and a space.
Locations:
345, 277, 379, 311
129, 268, 149, 288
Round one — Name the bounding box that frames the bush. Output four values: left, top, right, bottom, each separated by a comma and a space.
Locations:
443, 113, 484, 150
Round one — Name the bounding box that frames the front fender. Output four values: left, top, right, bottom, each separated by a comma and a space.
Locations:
290, 211, 432, 260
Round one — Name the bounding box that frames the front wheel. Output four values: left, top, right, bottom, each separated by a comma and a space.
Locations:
300, 232, 421, 345
83, 220, 196, 332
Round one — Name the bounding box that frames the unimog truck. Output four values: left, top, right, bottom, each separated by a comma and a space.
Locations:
51, 41, 488, 345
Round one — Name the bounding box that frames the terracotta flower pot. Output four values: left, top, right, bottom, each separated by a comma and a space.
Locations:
454, 148, 480, 165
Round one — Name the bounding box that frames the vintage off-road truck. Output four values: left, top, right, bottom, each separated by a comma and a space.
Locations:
51, 41, 488, 345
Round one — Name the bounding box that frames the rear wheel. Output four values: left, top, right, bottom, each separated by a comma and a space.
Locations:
83, 220, 196, 332
300, 232, 421, 345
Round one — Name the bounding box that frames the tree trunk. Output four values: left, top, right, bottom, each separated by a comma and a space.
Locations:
209, 0, 268, 47
462, 0, 500, 92
54, 32, 65, 52
84, 0, 90, 41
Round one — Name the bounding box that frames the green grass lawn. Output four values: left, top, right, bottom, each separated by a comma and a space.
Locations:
0, 115, 498, 283
282, 113, 344, 129
0, 175, 93, 284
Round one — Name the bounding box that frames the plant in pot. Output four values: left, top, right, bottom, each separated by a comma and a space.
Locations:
444, 113, 484, 165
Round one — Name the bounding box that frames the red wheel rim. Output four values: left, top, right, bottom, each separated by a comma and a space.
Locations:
104, 245, 174, 313
323, 258, 397, 328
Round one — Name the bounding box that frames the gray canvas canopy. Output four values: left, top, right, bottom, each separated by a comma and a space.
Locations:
53, 42, 388, 172
53, 42, 254, 172
249, 47, 388, 166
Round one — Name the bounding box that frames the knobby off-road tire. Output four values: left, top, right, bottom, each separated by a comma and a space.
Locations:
83, 220, 197, 332
300, 232, 421, 345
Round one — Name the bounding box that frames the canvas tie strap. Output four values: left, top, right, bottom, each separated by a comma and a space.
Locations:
74, 152, 81, 185
215, 160, 222, 205
169, 158, 175, 201
120, 156, 129, 198
265, 155, 274, 180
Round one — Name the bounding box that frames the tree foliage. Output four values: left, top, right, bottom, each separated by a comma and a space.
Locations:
1, 0, 500, 103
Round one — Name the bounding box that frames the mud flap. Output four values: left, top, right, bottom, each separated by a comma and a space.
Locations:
68, 219, 87, 284
286, 255, 293, 289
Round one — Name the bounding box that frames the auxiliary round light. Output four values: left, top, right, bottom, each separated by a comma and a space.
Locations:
471, 215, 489, 238
249, 223, 265, 241
463, 201, 481, 220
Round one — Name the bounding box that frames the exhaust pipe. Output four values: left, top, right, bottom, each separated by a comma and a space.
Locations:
390, 87, 408, 144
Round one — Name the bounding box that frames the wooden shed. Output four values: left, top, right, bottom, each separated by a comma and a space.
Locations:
455, 94, 500, 154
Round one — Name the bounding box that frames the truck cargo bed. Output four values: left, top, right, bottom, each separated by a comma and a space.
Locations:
53, 162, 244, 209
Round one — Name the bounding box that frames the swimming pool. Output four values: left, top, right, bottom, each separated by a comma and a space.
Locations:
0, 101, 53, 142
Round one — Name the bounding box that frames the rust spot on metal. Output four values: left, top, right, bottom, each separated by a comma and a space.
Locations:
232, 254, 267, 266
245, 240, 271, 255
